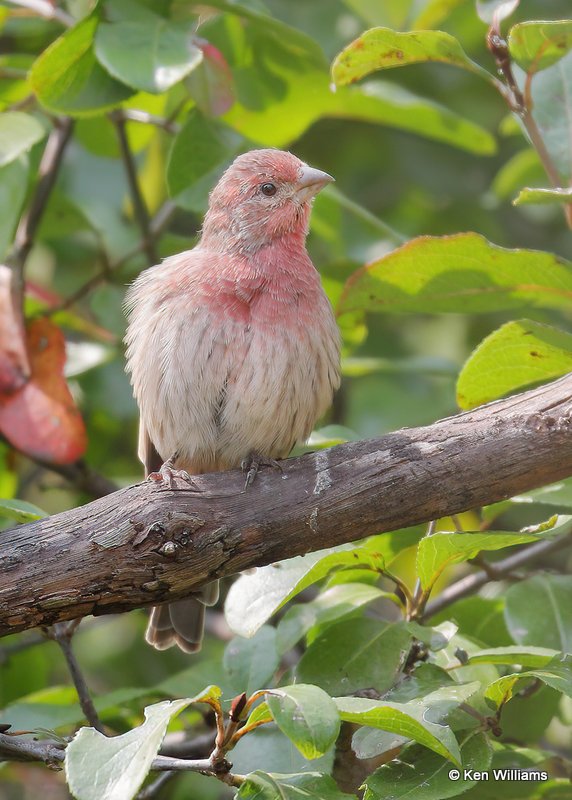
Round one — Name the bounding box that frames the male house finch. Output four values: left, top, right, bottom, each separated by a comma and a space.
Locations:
125, 149, 341, 652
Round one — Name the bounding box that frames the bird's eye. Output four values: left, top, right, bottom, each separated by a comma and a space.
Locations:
260, 182, 277, 197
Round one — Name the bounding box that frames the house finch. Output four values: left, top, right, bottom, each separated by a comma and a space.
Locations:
125, 149, 341, 652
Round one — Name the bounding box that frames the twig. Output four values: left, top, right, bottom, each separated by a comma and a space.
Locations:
119, 109, 181, 135
160, 730, 215, 758
49, 621, 105, 733
0, 732, 65, 766
9, 118, 74, 312
486, 29, 572, 229
49, 199, 178, 314
0, 733, 244, 784
111, 113, 158, 266
39, 458, 118, 499
5, 0, 74, 27
424, 528, 572, 619
137, 772, 177, 800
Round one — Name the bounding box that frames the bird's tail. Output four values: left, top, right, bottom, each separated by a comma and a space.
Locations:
145, 581, 220, 653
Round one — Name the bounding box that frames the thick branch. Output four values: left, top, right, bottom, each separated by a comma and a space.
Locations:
2, 374, 572, 636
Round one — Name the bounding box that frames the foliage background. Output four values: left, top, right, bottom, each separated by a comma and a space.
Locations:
1, 0, 572, 798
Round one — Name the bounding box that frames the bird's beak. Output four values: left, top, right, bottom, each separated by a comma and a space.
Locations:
296, 165, 335, 201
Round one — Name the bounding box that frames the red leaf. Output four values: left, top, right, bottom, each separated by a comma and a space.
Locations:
0, 266, 30, 395
188, 38, 235, 117
0, 318, 87, 464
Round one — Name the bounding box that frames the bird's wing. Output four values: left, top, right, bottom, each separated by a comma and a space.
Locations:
138, 421, 162, 476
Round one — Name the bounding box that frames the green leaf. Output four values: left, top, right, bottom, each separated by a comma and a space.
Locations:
95, 18, 203, 93
0, 111, 45, 168
186, 684, 222, 705
266, 684, 340, 759
216, 12, 495, 154
509, 21, 572, 73
0, 497, 48, 523
335, 683, 480, 765
350, 681, 477, 762
338, 233, 572, 316
0, 686, 156, 731
514, 186, 572, 206
529, 51, 572, 178
297, 619, 411, 696
237, 771, 357, 800
416, 530, 540, 591
406, 621, 458, 652
244, 700, 273, 729
339, 81, 495, 155
30, 15, 134, 115
468, 646, 560, 668
456, 320, 572, 409
363, 733, 491, 800
385, 664, 455, 704
223, 626, 279, 696
331, 27, 493, 86
429, 597, 512, 648
64, 699, 191, 800
224, 532, 414, 638
166, 109, 240, 199
276, 582, 388, 654
0, 54, 33, 111
484, 655, 572, 708
513, 478, 572, 512
505, 575, 572, 651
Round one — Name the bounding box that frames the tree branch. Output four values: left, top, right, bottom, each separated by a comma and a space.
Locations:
0, 733, 243, 784
9, 118, 74, 311
37, 458, 118, 499
486, 28, 572, 229
111, 113, 158, 266
424, 529, 572, 619
49, 199, 178, 314
49, 621, 104, 733
2, 373, 572, 636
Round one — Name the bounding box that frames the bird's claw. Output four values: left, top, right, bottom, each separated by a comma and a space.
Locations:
148, 462, 199, 490
241, 452, 283, 491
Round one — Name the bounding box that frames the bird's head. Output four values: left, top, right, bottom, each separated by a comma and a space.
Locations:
201, 149, 334, 254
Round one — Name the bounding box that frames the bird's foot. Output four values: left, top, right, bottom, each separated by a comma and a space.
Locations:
241, 451, 283, 491
148, 459, 199, 490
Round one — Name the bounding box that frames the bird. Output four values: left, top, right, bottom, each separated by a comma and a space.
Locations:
124, 148, 341, 653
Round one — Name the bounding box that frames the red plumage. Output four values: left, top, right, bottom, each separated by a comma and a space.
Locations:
125, 149, 341, 652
